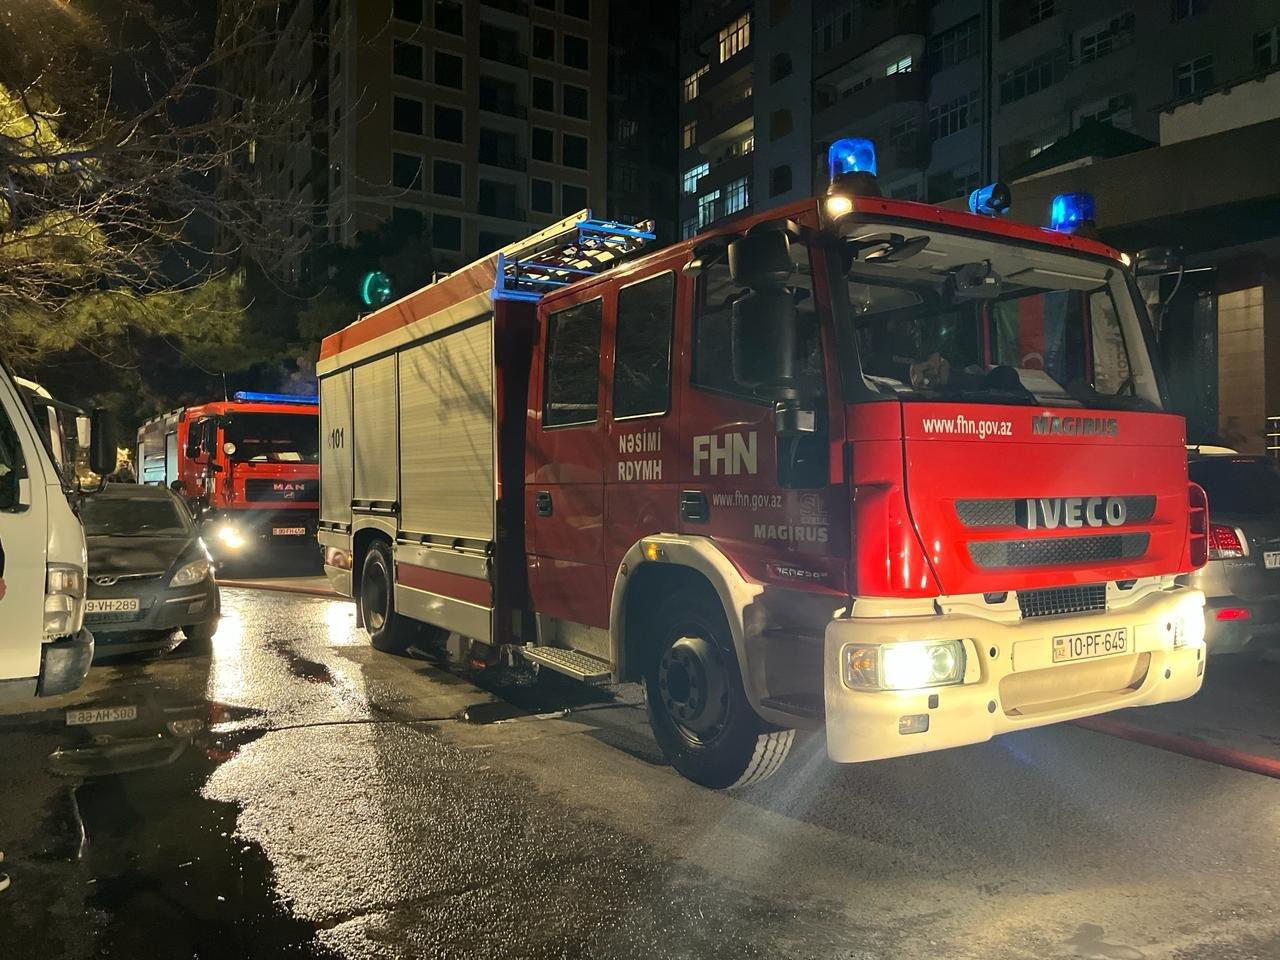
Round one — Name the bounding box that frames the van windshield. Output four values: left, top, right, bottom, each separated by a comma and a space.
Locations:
836, 224, 1161, 410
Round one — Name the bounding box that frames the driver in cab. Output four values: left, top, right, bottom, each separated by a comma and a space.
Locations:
865, 315, 952, 389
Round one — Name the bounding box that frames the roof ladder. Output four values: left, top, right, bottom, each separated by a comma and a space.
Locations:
493, 212, 656, 302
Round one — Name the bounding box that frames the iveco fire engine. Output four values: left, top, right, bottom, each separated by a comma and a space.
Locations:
138, 392, 319, 562
317, 140, 1208, 789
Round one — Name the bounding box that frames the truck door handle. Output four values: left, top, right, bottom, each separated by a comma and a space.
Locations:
535, 491, 553, 517
680, 490, 708, 522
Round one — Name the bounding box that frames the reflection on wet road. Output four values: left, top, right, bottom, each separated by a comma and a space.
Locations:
2, 589, 1279, 959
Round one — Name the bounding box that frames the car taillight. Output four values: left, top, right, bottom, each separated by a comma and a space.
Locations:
1208, 523, 1245, 560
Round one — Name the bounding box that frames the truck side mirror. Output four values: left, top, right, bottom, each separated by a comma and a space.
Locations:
728, 229, 794, 288
88, 408, 117, 477
1134, 246, 1183, 276
202, 420, 219, 456
731, 289, 798, 399
185, 420, 203, 460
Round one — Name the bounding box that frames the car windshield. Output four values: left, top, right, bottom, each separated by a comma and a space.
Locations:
81, 496, 189, 537
1189, 457, 1280, 515
838, 224, 1161, 410
225, 412, 319, 463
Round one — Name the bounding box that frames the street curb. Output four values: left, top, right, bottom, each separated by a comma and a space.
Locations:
216, 579, 349, 601
1073, 716, 1280, 780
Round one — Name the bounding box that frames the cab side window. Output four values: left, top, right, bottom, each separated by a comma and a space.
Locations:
612, 272, 674, 419
0, 401, 29, 511
691, 262, 757, 402
544, 298, 603, 427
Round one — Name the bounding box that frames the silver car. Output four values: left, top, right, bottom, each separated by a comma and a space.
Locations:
1184, 451, 1280, 656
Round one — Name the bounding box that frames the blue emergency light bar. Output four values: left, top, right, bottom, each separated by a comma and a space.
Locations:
828, 138, 877, 180
232, 391, 318, 405
1050, 192, 1095, 232
968, 182, 1011, 216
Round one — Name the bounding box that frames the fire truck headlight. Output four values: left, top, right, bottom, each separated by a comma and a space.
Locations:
1175, 602, 1206, 649
216, 524, 246, 551
844, 640, 966, 690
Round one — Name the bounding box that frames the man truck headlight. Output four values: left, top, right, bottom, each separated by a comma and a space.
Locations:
170, 558, 211, 587
216, 524, 246, 551
843, 640, 966, 691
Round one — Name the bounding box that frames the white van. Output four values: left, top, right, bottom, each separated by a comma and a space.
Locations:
0, 364, 114, 701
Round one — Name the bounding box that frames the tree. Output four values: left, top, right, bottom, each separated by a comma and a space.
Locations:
0, 0, 315, 390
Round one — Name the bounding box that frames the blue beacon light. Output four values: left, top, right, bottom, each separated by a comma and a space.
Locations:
1050, 192, 1096, 233
828, 138, 878, 180
968, 182, 1011, 216
232, 391, 319, 405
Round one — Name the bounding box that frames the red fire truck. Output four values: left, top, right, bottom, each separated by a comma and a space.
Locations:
138, 392, 320, 562
317, 143, 1208, 788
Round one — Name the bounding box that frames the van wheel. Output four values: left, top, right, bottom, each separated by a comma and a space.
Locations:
360, 541, 415, 653
643, 588, 794, 789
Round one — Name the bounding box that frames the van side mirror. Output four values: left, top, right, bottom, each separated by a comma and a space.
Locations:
88, 408, 117, 477
1134, 246, 1183, 276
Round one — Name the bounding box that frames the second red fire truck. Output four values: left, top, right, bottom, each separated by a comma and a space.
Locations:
317, 141, 1208, 788
138, 392, 320, 563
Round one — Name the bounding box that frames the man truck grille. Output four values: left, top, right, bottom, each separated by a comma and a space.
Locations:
968, 533, 1149, 569
1016, 584, 1107, 619
245, 479, 318, 502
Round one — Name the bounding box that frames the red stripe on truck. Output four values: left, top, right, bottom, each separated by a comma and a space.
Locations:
395, 562, 492, 607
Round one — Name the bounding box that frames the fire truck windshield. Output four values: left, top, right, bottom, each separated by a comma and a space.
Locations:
223, 413, 319, 464
836, 225, 1162, 411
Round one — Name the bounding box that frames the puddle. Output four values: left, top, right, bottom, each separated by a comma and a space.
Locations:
0, 683, 332, 958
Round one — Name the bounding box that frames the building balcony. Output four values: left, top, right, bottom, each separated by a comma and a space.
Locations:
813, 2, 927, 78
479, 43, 527, 69
694, 92, 753, 145
478, 150, 528, 172
696, 151, 753, 195
813, 70, 928, 140
479, 94, 527, 120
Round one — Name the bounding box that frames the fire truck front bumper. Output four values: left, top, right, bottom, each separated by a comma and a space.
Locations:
823, 587, 1206, 763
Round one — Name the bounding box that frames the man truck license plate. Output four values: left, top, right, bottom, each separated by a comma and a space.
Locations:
85, 598, 139, 613
1265, 551, 1280, 569
66, 705, 137, 726
273, 527, 306, 536
1052, 627, 1128, 663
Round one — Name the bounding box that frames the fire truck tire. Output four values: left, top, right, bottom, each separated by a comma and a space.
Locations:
643, 588, 794, 789
360, 541, 416, 653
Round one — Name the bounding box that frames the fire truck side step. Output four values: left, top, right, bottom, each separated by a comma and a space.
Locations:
521, 646, 612, 683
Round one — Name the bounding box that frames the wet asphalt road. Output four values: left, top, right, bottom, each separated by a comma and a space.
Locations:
1, 588, 1279, 960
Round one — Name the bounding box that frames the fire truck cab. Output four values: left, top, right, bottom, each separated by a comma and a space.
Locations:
139, 392, 319, 562
318, 148, 1208, 789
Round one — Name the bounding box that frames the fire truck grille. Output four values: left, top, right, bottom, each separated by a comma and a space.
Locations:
955, 496, 1157, 528
245, 479, 318, 502
967, 533, 1149, 569
1016, 584, 1107, 619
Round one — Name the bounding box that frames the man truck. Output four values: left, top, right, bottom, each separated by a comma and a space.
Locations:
317, 142, 1208, 788
138, 392, 320, 564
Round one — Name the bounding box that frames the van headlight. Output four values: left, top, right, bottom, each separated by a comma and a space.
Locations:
45, 563, 85, 637
215, 524, 246, 550
170, 559, 211, 587
843, 640, 967, 691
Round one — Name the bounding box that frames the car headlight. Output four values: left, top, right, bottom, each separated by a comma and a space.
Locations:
843, 640, 967, 691
215, 524, 245, 550
170, 558, 211, 587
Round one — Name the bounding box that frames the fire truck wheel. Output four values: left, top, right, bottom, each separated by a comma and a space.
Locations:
360, 541, 415, 653
644, 589, 794, 790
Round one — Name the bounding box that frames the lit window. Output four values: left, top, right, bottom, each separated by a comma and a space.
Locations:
682, 162, 709, 195
683, 64, 709, 102
741, 133, 754, 154
723, 176, 750, 215
680, 216, 698, 239
696, 189, 721, 228
682, 121, 697, 149
718, 12, 751, 62
885, 55, 913, 76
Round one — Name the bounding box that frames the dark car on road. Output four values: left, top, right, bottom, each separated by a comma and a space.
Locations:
1185, 450, 1280, 656
81, 484, 220, 656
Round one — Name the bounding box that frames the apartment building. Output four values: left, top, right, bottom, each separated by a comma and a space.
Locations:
229, 0, 620, 281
